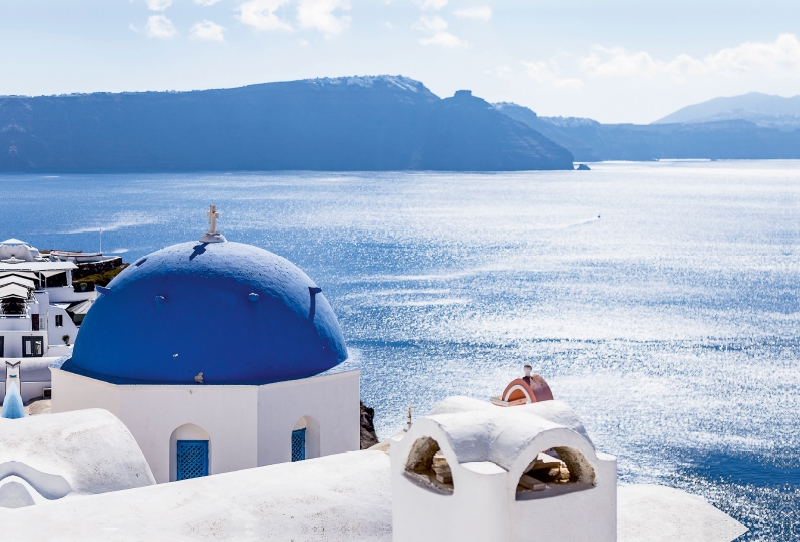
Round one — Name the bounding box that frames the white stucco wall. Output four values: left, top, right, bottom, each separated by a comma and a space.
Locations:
51, 368, 360, 484
121, 384, 260, 483
51, 369, 120, 415
2, 356, 64, 404
18, 382, 49, 403
0, 331, 48, 357
256, 370, 360, 465
46, 286, 95, 304
45, 305, 78, 347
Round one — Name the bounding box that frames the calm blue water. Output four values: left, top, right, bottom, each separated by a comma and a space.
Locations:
1, 162, 798, 540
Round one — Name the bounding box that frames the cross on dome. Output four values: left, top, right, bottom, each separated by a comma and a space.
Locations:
207, 205, 219, 234
199, 205, 227, 244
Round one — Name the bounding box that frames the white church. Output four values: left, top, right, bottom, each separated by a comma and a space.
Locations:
51, 206, 359, 482
0, 207, 747, 542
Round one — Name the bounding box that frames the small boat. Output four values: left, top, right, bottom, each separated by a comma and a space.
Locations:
49, 250, 105, 263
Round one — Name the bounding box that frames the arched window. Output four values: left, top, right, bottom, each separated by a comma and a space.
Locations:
404, 436, 454, 494
291, 416, 320, 462
291, 429, 306, 461
169, 424, 211, 482
515, 446, 595, 500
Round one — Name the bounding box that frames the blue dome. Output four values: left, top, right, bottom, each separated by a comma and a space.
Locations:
64, 241, 348, 385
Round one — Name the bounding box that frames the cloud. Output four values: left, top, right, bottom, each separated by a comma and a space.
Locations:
413, 15, 465, 48
190, 20, 226, 41
237, 0, 293, 31
580, 46, 703, 80
195, 0, 224, 4
414, 0, 447, 11
522, 61, 583, 89
705, 33, 800, 75
580, 34, 800, 82
145, 0, 172, 11
145, 15, 178, 38
453, 6, 491, 20
297, 0, 352, 35
487, 65, 513, 79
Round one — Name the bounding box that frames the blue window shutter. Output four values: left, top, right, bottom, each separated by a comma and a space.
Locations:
291, 429, 306, 462
177, 440, 209, 480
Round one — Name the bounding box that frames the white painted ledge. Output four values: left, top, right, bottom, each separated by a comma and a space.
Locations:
618, 484, 747, 542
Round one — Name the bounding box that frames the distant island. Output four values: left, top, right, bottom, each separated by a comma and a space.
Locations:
653, 92, 800, 130
0, 77, 573, 172
495, 93, 800, 162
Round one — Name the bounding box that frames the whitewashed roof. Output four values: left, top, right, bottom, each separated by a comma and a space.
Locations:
0, 275, 35, 289
0, 283, 29, 299
422, 396, 594, 470
0, 261, 76, 272
0, 239, 29, 246
8, 450, 390, 539
2, 446, 745, 541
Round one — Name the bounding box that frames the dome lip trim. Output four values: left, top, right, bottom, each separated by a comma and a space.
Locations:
55, 354, 356, 386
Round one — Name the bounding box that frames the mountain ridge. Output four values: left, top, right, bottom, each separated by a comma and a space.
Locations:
0, 76, 574, 172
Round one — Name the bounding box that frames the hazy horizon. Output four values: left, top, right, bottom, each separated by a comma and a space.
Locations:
5, 78, 800, 126
4, 0, 800, 124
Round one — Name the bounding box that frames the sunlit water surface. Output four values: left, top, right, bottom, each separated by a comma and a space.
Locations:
1, 161, 798, 539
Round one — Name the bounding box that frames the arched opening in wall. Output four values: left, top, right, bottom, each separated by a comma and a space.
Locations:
291, 416, 320, 462
515, 446, 596, 501
169, 424, 211, 482
404, 436, 454, 495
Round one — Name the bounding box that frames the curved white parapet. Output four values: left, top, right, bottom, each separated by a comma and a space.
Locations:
0, 462, 71, 499
0, 481, 36, 508
0, 408, 155, 506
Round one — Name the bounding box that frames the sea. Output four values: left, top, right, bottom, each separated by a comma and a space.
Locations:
1, 161, 797, 540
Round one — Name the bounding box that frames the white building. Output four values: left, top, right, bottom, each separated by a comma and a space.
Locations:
392, 396, 617, 542
0, 238, 97, 404
51, 208, 360, 483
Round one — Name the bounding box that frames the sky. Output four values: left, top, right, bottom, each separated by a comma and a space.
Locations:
2, 0, 800, 123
